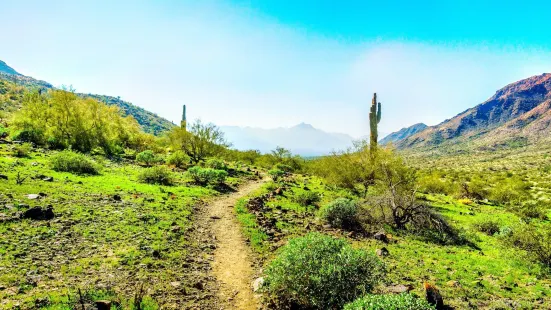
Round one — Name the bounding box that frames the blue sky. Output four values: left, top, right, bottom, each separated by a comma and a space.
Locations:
2, 0, 551, 137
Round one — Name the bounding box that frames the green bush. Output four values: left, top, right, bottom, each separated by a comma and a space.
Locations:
512, 200, 548, 221
263, 233, 384, 309
11, 128, 44, 145
319, 198, 358, 229
50, 150, 99, 175
205, 158, 228, 170
473, 219, 501, 235
12, 142, 32, 158
293, 190, 321, 207
418, 174, 456, 195
166, 150, 189, 168
505, 224, 551, 269
344, 293, 435, 310
274, 163, 294, 173
136, 150, 158, 166
138, 166, 174, 185
188, 166, 228, 185
268, 168, 285, 181
489, 177, 530, 205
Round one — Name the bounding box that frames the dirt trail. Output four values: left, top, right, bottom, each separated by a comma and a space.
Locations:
206, 179, 265, 309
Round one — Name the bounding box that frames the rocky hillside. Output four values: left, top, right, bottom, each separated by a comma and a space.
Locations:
379, 123, 427, 146
0, 60, 174, 135
397, 73, 551, 149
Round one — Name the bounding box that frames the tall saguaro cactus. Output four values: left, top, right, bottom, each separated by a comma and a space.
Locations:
369, 93, 382, 152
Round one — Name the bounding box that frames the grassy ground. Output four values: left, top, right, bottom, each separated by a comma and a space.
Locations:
0, 144, 255, 309
236, 168, 551, 309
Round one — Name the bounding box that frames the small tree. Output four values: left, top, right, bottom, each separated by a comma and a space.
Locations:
166, 120, 229, 163
136, 150, 157, 167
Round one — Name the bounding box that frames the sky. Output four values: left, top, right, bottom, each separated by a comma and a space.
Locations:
2, 0, 551, 138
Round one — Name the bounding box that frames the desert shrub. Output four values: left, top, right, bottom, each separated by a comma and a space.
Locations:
473, 219, 501, 235
505, 224, 551, 270
138, 166, 174, 185
489, 177, 530, 205
293, 190, 321, 207
50, 150, 99, 175
319, 198, 358, 229
11, 128, 44, 145
166, 150, 189, 168
512, 200, 549, 221
12, 142, 32, 158
460, 178, 490, 201
188, 166, 228, 185
274, 163, 294, 173
418, 173, 456, 195
205, 158, 228, 170
344, 293, 435, 310
136, 150, 158, 166
268, 168, 285, 182
263, 233, 384, 309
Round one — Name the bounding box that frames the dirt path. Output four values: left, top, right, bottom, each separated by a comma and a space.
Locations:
206, 179, 265, 309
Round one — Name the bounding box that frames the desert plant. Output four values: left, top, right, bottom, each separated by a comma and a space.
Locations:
50, 150, 99, 175
512, 200, 548, 221
292, 190, 321, 207
166, 150, 189, 168
319, 198, 358, 229
205, 158, 228, 170
136, 150, 158, 167
473, 219, 501, 235
12, 142, 32, 158
369, 93, 382, 152
274, 163, 294, 173
344, 293, 435, 310
138, 166, 174, 185
187, 166, 228, 185
263, 233, 384, 309
505, 224, 551, 270
268, 168, 285, 182
166, 120, 229, 163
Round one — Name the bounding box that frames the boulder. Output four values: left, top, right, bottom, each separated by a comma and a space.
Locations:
26, 194, 41, 200
376, 247, 389, 257
373, 232, 389, 243
386, 284, 413, 294
252, 277, 264, 292
95, 300, 111, 310
22, 206, 54, 220
424, 282, 444, 309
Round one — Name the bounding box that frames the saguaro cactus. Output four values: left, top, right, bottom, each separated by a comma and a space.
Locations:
369, 93, 382, 151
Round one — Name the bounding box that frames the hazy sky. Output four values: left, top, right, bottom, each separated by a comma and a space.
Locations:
2, 0, 551, 137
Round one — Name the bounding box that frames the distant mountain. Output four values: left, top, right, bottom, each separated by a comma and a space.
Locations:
0, 60, 20, 75
221, 123, 355, 156
379, 123, 427, 146
396, 73, 551, 149
0, 60, 174, 135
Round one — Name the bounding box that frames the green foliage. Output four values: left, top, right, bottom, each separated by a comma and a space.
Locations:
319, 198, 358, 229
344, 293, 435, 310
274, 163, 294, 173
205, 158, 228, 170
12, 142, 32, 158
511, 200, 548, 221
187, 166, 228, 186
235, 198, 269, 253
292, 190, 321, 207
489, 177, 530, 205
263, 233, 384, 309
473, 219, 501, 235
418, 173, 457, 195
165, 150, 189, 168
166, 120, 229, 163
268, 168, 285, 181
136, 150, 158, 167
138, 166, 174, 185
12, 89, 151, 154
505, 224, 551, 270
50, 150, 99, 175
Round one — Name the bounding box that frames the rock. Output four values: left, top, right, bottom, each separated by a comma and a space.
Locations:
170, 281, 181, 288
26, 194, 41, 200
376, 247, 389, 257
113, 194, 122, 201
210, 215, 221, 220
42, 177, 54, 182
0, 174, 7, 180
95, 300, 111, 310
194, 281, 204, 290
171, 225, 181, 232
22, 206, 54, 220
386, 284, 413, 294
374, 232, 389, 243
152, 250, 161, 258
252, 277, 264, 292
424, 282, 444, 309
17, 203, 29, 208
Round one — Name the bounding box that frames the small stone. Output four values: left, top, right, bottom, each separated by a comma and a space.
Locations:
374, 232, 389, 243
42, 177, 54, 182
113, 194, 122, 201
252, 277, 264, 292
26, 194, 40, 200
210, 215, 221, 220
376, 247, 389, 257
170, 281, 181, 288
386, 284, 413, 294
194, 281, 204, 290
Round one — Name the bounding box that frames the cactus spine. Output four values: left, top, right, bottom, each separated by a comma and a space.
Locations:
369, 93, 381, 152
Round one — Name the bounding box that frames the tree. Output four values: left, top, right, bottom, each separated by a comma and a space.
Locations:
166, 120, 229, 163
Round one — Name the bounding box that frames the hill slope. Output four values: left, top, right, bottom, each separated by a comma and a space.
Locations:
0, 61, 174, 135
221, 123, 355, 156
380, 123, 427, 146
397, 73, 551, 149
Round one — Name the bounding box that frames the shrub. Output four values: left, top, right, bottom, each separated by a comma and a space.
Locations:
319, 198, 358, 229
136, 150, 158, 167
344, 293, 435, 310
50, 150, 99, 175
166, 150, 189, 168
473, 219, 501, 235
512, 200, 548, 221
489, 177, 530, 205
274, 163, 294, 173
138, 166, 174, 185
12, 142, 32, 158
205, 158, 228, 170
268, 168, 285, 181
293, 190, 321, 207
505, 224, 551, 270
263, 233, 384, 309
418, 174, 456, 195
188, 166, 228, 185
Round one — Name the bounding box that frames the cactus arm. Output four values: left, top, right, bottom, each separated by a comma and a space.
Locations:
377, 102, 381, 123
